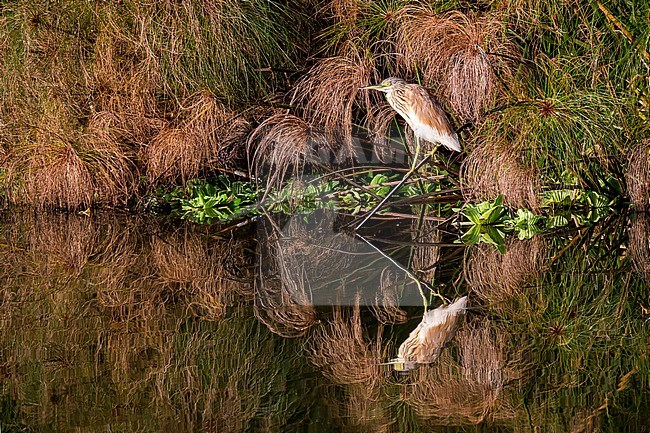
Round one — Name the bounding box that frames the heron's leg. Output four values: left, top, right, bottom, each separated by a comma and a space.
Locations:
410, 136, 422, 172
354, 147, 431, 230
413, 278, 429, 311
431, 291, 447, 305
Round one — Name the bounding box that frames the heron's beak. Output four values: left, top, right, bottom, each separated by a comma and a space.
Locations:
380, 359, 416, 371
360, 84, 383, 91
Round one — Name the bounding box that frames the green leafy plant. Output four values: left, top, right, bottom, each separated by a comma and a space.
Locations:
456, 196, 510, 253
509, 208, 546, 240
170, 177, 259, 224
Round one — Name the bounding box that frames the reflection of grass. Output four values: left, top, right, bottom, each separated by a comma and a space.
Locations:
0, 213, 285, 430
490, 221, 649, 430
0, 211, 648, 431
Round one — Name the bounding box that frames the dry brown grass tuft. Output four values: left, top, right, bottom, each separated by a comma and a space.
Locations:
8, 114, 136, 209
319, 0, 364, 24
396, 9, 520, 121
248, 113, 330, 188
461, 139, 541, 210
465, 237, 547, 310
308, 304, 388, 388
87, 26, 164, 144
629, 213, 650, 280
15, 140, 95, 210
625, 139, 650, 210
292, 45, 380, 151
144, 92, 249, 184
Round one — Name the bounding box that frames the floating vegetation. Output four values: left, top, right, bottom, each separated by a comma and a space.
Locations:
455, 188, 619, 252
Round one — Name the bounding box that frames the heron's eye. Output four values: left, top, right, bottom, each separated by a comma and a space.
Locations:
381, 80, 390, 87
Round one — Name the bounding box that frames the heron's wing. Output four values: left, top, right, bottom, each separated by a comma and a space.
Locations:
414, 299, 467, 363
407, 85, 457, 136
397, 297, 468, 363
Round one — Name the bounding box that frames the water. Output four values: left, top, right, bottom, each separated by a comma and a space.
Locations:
0, 210, 648, 432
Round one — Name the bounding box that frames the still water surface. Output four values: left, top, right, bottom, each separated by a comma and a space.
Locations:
0, 211, 648, 432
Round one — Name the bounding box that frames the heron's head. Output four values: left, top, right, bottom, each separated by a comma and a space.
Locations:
360, 77, 406, 93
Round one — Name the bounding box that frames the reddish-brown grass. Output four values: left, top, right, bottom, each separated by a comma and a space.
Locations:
319, 0, 364, 24
292, 45, 380, 150
461, 139, 541, 210
6, 109, 136, 209
248, 112, 330, 188
144, 92, 249, 184
396, 9, 520, 121
625, 139, 650, 210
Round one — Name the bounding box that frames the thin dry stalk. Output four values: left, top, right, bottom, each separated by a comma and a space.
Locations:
625, 139, 650, 210
365, 101, 402, 163
396, 9, 520, 121
462, 140, 541, 210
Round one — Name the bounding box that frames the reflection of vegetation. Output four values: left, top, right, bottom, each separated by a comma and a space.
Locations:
0, 209, 647, 432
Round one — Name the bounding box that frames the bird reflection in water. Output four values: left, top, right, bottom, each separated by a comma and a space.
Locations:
385, 296, 467, 371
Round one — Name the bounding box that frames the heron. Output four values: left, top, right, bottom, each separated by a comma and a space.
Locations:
356, 78, 461, 230
362, 77, 460, 154
386, 296, 467, 372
